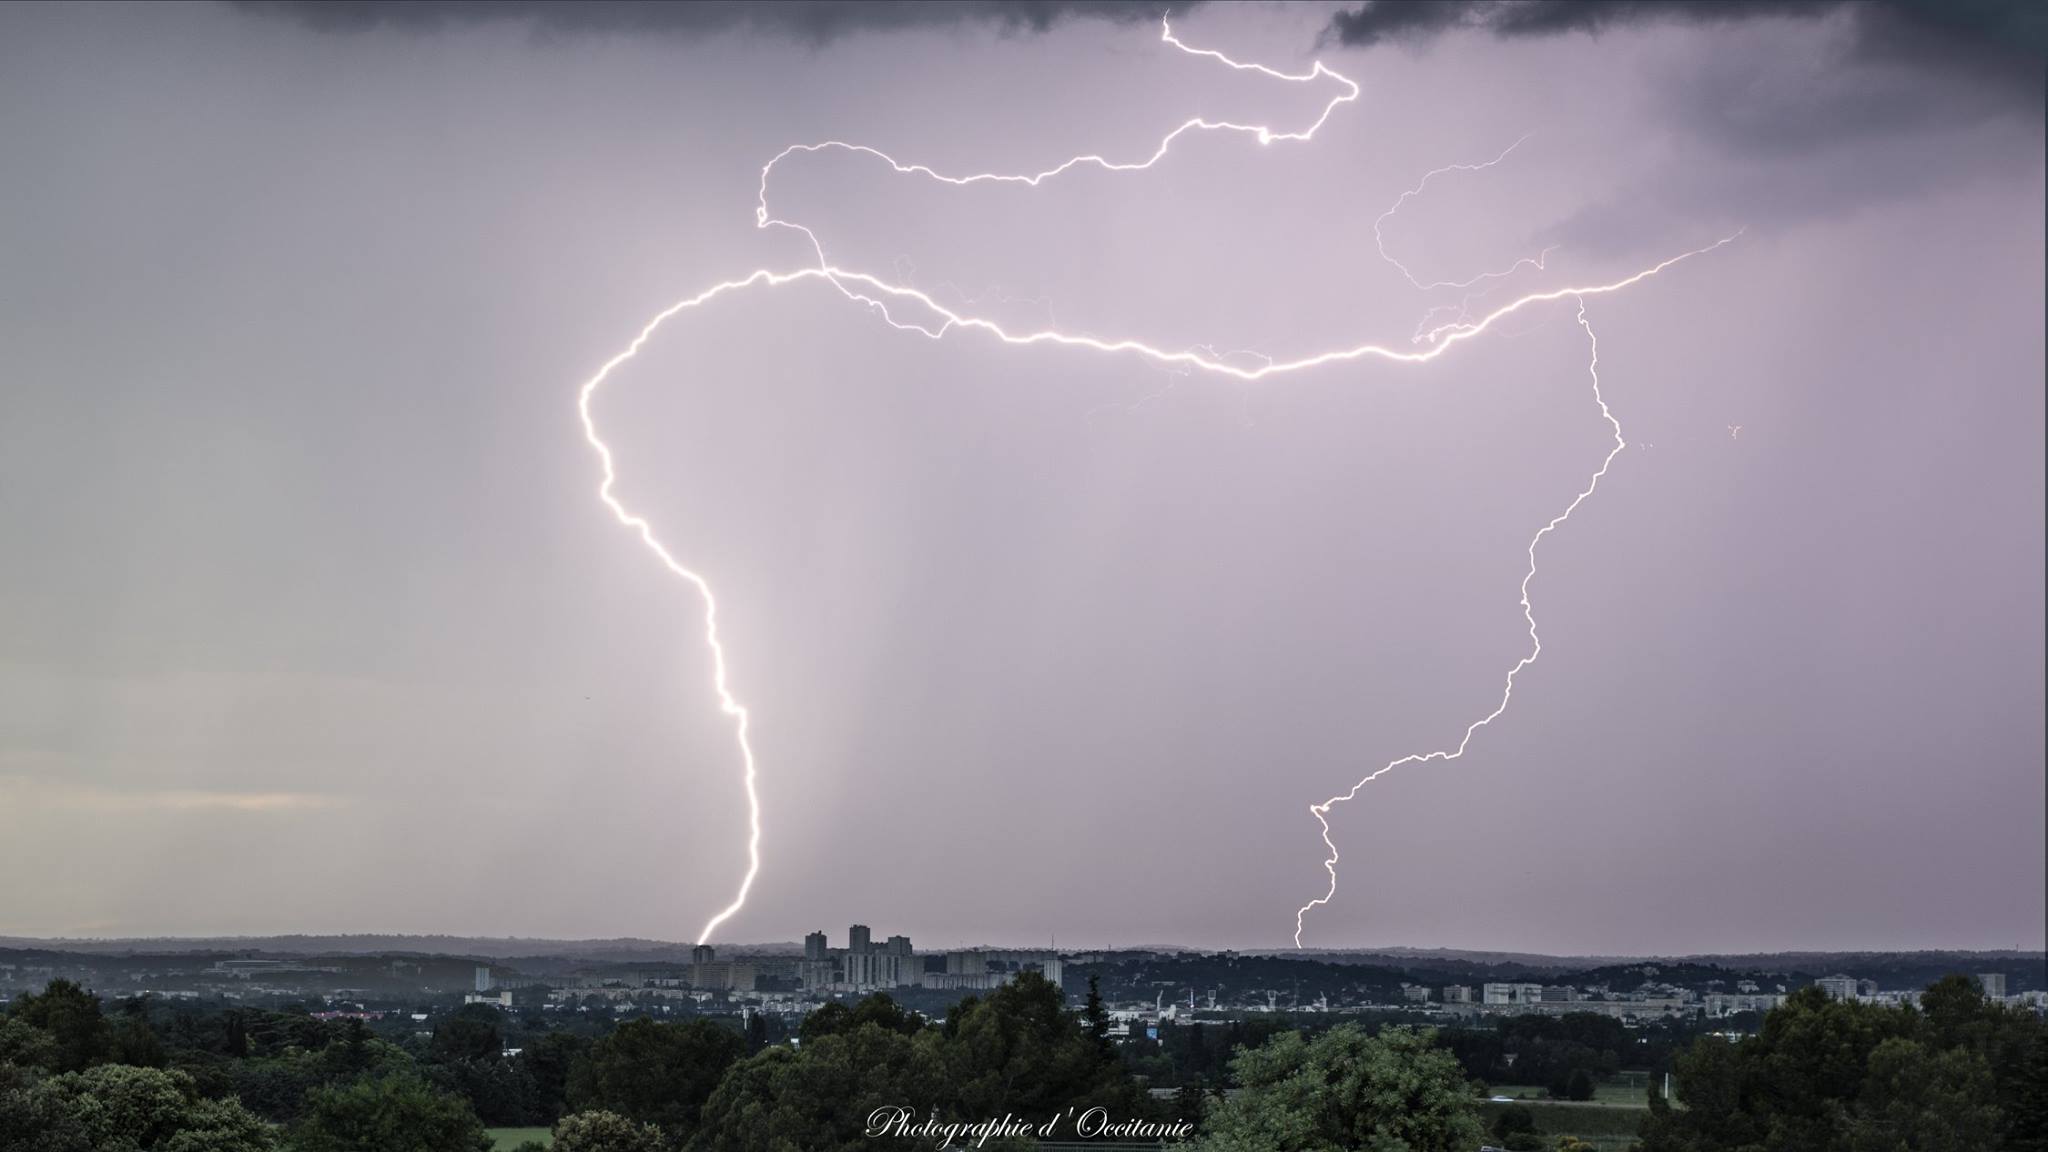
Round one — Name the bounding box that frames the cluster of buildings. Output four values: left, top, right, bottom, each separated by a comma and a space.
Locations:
1388, 977, 1863, 1020
1809, 971, 2044, 1010
683, 924, 1061, 996
1396, 980, 1713, 1019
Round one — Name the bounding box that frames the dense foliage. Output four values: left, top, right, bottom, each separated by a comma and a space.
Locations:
3, 969, 2041, 1152
1640, 975, 2047, 1152
1194, 1024, 1482, 1152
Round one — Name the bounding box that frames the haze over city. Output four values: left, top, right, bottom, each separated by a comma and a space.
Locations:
1, 0, 2041, 956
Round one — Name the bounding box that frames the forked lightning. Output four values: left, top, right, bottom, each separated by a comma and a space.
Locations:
574, 17, 1735, 946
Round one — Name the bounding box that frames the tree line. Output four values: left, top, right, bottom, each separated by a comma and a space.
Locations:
1, 970, 2041, 1151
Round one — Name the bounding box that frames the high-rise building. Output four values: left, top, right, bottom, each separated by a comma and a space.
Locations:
1979, 973, 2008, 999
1441, 985, 1473, 1004
474, 966, 493, 993
884, 935, 913, 957
848, 924, 871, 954
804, 931, 828, 961
843, 950, 877, 988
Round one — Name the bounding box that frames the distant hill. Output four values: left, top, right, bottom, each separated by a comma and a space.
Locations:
2, 935, 2036, 976
1249, 947, 2048, 988
0, 935, 802, 962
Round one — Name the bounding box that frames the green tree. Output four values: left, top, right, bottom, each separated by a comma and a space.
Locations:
1920, 972, 2045, 1143
112, 1000, 167, 1070
691, 1024, 953, 1152
1844, 1036, 2000, 1152
1637, 979, 2039, 1152
1194, 1025, 1482, 1152
430, 1054, 537, 1127
0, 1063, 276, 1152
226, 1055, 330, 1123
288, 1073, 492, 1152
1084, 976, 1111, 1051
429, 1006, 503, 1065
1490, 1103, 1542, 1152
161, 1096, 281, 1152
520, 1031, 588, 1125
798, 994, 923, 1046
330, 1019, 374, 1077
939, 972, 1149, 1123
550, 1109, 667, 1152
7, 980, 112, 1073
0, 1016, 56, 1083
1564, 1068, 1595, 1102
2009, 1029, 2048, 1152
566, 1018, 744, 1140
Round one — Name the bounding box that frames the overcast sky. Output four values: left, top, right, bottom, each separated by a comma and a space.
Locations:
1, 1, 2040, 954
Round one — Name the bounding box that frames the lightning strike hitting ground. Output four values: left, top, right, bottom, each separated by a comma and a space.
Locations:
1291, 299, 1620, 948
574, 17, 1736, 946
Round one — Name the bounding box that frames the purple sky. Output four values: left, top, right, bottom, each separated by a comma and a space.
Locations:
0, 1, 2040, 953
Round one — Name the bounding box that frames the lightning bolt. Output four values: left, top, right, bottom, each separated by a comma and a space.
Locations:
574, 17, 1736, 946
1291, 298, 1620, 948
1373, 133, 1559, 294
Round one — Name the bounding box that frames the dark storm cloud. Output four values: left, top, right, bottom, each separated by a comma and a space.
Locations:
1327, 0, 2043, 116
1328, 0, 2043, 68
232, 0, 1199, 43
1320, 0, 2041, 254
1329, 0, 1825, 45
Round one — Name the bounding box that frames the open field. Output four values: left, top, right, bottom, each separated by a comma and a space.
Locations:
1490, 1083, 1652, 1108
1480, 1099, 1646, 1142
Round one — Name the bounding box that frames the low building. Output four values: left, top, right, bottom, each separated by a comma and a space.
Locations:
1815, 975, 1859, 1001
1705, 993, 1787, 1017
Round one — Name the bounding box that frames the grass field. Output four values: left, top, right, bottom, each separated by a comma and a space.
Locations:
485, 1128, 551, 1150
1479, 1098, 1647, 1143
1490, 1083, 1651, 1107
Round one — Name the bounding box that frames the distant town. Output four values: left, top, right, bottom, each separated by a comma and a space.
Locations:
4, 929, 2042, 1151
4, 927, 2040, 1031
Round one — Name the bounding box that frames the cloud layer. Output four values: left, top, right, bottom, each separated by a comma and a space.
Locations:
233, 0, 1196, 42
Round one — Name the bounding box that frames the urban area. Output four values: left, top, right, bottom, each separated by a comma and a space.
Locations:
1, 928, 2042, 1151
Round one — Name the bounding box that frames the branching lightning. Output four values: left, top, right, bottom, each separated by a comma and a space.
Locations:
574, 16, 1736, 946
1373, 134, 1558, 294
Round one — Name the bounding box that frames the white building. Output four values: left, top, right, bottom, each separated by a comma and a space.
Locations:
1706, 993, 1787, 1017
1815, 975, 1859, 1000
